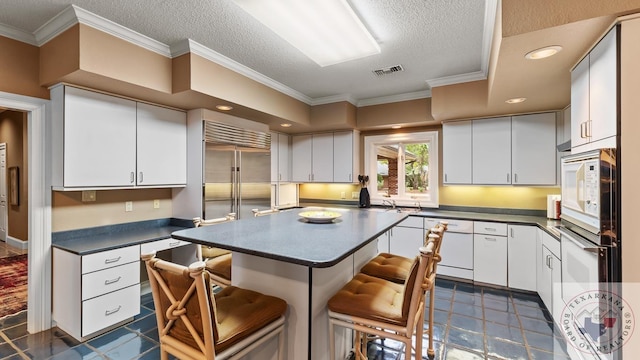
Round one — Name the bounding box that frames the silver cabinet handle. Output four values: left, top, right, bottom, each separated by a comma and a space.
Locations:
105, 305, 122, 316
444, 173, 448, 182
514, 173, 518, 183
130, 172, 135, 183
484, 237, 497, 241
104, 256, 121, 264
349, 174, 352, 182
104, 276, 121, 285
279, 174, 282, 181
586, 120, 592, 138
139, 172, 143, 183
484, 227, 497, 232
308, 174, 311, 181
507, 173, 510, 182
169, 241, 181, 247
510, 228, 514, 237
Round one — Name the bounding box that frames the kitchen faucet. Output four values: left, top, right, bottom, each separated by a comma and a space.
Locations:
382, 199, 396, 209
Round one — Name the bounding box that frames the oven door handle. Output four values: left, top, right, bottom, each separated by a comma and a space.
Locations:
557, 227, 601, 253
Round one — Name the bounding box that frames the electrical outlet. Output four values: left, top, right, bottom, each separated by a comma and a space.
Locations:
125, 201, 133, 212
352, 192, 359, 199
340, 192, 346, 199
82, 190, 96, 202
153, 199, 160, 209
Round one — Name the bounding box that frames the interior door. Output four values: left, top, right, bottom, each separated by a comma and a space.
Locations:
0, 143, 6, 241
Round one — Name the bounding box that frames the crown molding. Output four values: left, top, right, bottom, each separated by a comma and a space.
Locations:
310, 94, 357, 106
425, 70, 487, 88
357, 90, 431, 107
33, 5, 78, 45
176, 39, 313, 105
0, 23, 37, 45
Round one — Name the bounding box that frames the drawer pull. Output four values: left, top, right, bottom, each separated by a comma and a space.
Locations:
104, 276, 121, 285
484, 227, 497, 232
105, 305, 122, 316
104, 256, 122, 264
484, 237, 497, 241
169, 241, 181, 247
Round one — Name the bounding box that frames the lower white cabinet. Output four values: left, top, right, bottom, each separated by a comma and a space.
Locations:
389, 217, 424, 259
425, 218, 474, 280
53, 245, 141, 341
507, 225, 538, 291
537, 230, 562, 323
473, 222, 508, 286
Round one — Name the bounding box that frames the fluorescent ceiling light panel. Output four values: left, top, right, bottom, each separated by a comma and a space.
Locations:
232, 0, 380, 67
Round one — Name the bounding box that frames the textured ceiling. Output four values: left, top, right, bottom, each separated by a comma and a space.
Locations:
0, 0, 489, 104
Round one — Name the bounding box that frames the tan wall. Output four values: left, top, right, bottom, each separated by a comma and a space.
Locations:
39, 24, 81, 88
52, 189, 173, 232
0, 36, 49, 99
431, 80, 489, 121
309, 102, 357, 131
0, 110, 28, 240
357, 98, 434, 129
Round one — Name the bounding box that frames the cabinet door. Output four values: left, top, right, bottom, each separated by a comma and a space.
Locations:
472, 117, 511, 184
511, 113, 557, 185
278, 133, 291, 182
270, 132, 279, 183
538, 245, 553, 313
136, 103, 187, 186
473, 234, 507, 286
550, 253, 562, 322
312, 133, 333, 182
64, 87, 137, 187
507, 225, 537, 291
589, 26, 617, 143
443, 121, 472, 184
291, 135, 312, 182
333, 131, 354, 183
389, 226, 424, 260
377, 232, 390, 254
439, 232, 473, 270
571, 55, 590, 148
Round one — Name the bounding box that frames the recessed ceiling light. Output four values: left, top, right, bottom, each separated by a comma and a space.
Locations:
280, 123, 292, 128
525, 45, 563, 60
391, 125, 402, 129
216, 105, 233, 111
231, 0, 380, 67
505, 97, 527, 104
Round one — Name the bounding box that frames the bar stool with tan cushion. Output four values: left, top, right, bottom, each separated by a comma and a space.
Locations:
193, 215, 235, 287
142, 252, 287, 360
327, 241, 437, 360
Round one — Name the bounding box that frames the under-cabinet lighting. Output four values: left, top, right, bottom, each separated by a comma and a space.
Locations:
391, 125, 402, 129
505, 97, 526, 104
525, 45, 562, 60
216, 105, 233, 111
280, 123, 292, 128
231, 0, 380, 67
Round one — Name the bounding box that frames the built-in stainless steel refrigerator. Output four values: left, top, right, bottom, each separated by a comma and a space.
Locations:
203, 121, 271, 220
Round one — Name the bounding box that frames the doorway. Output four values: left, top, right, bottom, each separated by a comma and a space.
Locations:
0, 143, 6, 242
0, 91, 50, 334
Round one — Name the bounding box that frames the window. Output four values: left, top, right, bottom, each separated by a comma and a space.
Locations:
364, 131, 438, 207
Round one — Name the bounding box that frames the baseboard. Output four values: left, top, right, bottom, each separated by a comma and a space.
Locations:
7, 236, 28, 250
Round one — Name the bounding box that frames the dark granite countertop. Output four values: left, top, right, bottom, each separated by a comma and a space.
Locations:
171, 207, 408, 268
51, 218, 192, 255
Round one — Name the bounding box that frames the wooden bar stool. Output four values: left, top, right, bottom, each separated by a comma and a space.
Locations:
327, 241, 437, 360
193, 214, 236, 287
142, 252, 287, 360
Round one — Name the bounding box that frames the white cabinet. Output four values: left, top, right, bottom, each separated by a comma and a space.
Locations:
51, 85, 187, 189
389, 217, 424, 259
507, 225, 537, 291
53, 245, 141, 341
425, 218, 474, 280
571, 26, 618, 153
333, 131, 359, 183
136, 103, 187, 186
291, 131, 359, 183
537, 230, 562, 323
473, 222, 508, 286
442, 121, 472, 184
271, 132, 291, 183
511, 113, 557, 185
472, 117, 512, 185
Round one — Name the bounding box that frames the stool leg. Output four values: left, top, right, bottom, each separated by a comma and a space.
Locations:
329, 319, 336, 360
416, 297, 426, 359
278, 327, 284, 360
427, 289, 435, 357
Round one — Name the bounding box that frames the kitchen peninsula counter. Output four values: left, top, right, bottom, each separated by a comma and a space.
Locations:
171, 208, 407, 360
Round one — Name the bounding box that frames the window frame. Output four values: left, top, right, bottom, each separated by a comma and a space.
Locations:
364, 131, 439, 208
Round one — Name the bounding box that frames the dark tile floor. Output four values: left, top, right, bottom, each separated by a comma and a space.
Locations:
0, 278, 571, 360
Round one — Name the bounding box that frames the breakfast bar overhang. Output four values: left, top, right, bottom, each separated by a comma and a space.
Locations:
171, 208, 408, 360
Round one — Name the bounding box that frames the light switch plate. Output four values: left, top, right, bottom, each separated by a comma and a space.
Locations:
125, 201, 133, 212
81, 190, 96, 202
153, 199, 160, 209
352, 192, 359, 199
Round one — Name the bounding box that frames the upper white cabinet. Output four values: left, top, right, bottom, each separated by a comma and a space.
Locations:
51, 85, 187, 189
511, 113, 557, 185
291, 131, 359, 183
472, 117, 512, 185
442, 121, 472, 184
571, 26, 617, 153
270, 132, 291, 183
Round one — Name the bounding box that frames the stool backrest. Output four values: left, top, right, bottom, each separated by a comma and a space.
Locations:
403, 241, 437, 327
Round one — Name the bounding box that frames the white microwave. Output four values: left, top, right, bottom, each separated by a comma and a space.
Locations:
560, 148, 616, 244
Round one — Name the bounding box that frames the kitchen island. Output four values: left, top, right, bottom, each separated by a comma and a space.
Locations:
171, 207, 408, 360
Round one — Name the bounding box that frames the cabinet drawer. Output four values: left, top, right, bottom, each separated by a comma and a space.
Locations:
82, 262, 140, 300
541, 231, 561, 259
474, 221, 507, 236
425, 218, 473, 233
140, 238, 190, 254
82, 245, 140, 274
397, 216, 423, 228
82, 284, 140, 337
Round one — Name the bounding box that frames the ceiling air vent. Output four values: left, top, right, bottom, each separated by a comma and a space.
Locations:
372, 64, 404, 77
